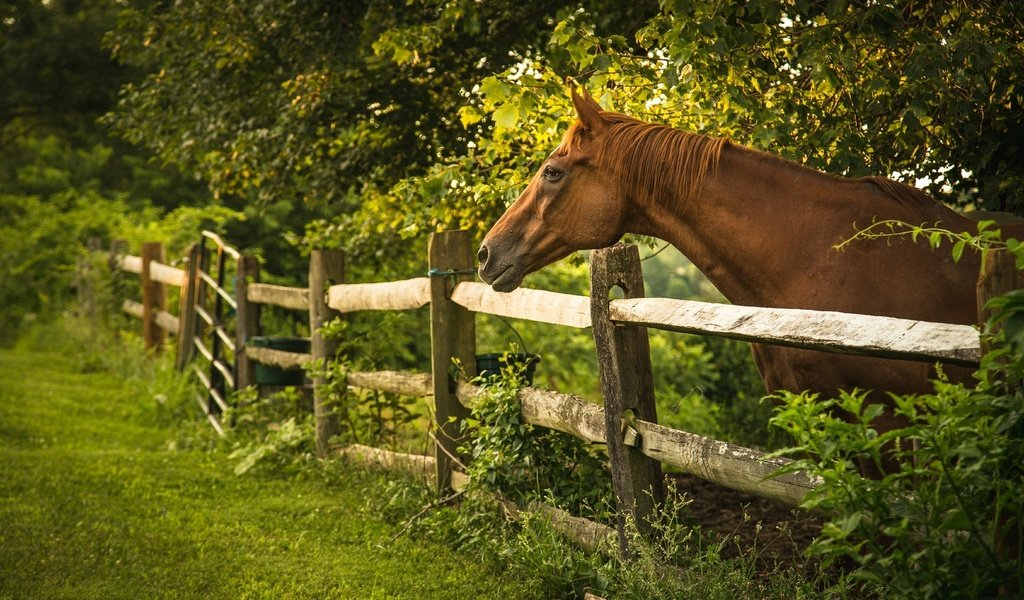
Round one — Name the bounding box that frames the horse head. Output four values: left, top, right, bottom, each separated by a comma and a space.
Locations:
477, 88, 628, 292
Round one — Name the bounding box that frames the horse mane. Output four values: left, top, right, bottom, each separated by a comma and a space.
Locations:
556, 109, 938, 215
556, 112, 727, 210
860, 176, 941, 212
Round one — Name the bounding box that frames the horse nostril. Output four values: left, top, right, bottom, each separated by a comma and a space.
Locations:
477, 245, 489, 266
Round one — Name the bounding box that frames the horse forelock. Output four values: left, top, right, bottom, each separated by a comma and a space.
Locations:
556, 111, 727, 210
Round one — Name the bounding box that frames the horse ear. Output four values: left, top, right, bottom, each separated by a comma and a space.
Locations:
570, 87, 607, 133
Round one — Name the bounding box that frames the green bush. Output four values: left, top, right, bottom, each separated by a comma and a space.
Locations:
770, 362, 1023, 597
459, 351, 614, 519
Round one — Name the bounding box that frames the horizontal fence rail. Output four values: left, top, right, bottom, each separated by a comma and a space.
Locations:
611, 297, 981, 366
327, 278, 432, 312
451, 281, 592, 329
247, 283, 310, 311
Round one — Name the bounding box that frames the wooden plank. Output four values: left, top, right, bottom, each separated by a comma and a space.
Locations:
451, 281, 591, 328
148, 261, 186, 287
590, 244, 664, 555
456, 381, 605, 445
120, 254, 143, 274
526, 502, 616, 554
428, 231, 476, 493
327, 278, 431, 313
122, 298, 144, 320
348, 370, 432, 397
977, 248, 1019, 328
247, 282, 310, 311
337, 444, 444, 483
335, 445, 612, 552
632, 419, 818, 506
610, 297, 981, 366
244, 345, 311, 370
154, 310, 179, 335
368, 377, 821, 507
310, 249, 344, 457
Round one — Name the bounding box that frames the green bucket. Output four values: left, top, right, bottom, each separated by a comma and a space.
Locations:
249, 336, 309, 386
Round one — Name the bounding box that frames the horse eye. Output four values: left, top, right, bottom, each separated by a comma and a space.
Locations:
542, 166, 564, 183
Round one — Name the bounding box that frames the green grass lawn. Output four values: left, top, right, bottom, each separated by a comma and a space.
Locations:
0, 343, 533, 599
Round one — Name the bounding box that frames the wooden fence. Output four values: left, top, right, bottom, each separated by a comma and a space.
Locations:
109, 229, 995, 555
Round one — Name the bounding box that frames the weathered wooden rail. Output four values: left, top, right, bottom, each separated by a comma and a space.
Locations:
106, 229, 990, 555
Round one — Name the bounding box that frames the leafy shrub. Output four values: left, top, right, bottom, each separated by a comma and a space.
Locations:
459, 351, 614, 519
313, 314, 428, 450
224, 386, 317, 475
770, 365, 1023, 597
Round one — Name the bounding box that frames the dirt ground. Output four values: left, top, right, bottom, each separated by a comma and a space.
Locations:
665, 472, 825, 574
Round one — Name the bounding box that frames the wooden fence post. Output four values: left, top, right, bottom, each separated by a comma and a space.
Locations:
234, 254, 261, 389
176, 243, 200, 371
977, 248, 1019, 333
428, 230, 476, 493
590, 244, 664, 556
976, 247, 1021, 594
309, 249, 344, 458
141, 241, 167, 353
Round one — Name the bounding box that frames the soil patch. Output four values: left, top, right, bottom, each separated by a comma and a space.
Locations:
666, 472, 825, 574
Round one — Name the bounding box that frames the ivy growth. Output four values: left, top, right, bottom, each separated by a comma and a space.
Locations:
459, 350, 614, 520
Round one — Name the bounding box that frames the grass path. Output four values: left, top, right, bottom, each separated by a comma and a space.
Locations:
0, 345, 530, 599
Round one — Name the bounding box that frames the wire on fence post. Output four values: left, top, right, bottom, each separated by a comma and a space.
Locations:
428, 230, 477, 495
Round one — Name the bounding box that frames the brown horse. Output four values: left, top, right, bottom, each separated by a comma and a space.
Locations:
478, 88, 1018, 435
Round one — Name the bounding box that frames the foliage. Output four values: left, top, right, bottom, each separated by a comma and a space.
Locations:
313, 313, 430, 450
337, 0, 1024, 254
105, 0, 656, 261
839, 217, 1024, 268
377, 474, 835, 599
1, 0, 125, 134
769, 304, 1024, 598
228, 415, 316, 476
763, 221, 1024, 597
0, 178, 243, 342
459, 350, 614, 518
770, 381, 1022, 597
0, 2, 212, 338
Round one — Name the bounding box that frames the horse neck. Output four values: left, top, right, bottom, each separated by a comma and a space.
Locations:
628, 143, 963, 309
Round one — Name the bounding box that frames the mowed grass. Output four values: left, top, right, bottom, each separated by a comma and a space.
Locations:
0, 344, 531, 599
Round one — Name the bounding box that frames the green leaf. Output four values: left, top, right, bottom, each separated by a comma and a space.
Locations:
479, 78, 511, 103
951, 239, 967, 263
938, 508, 971, 531
458, 106, 483, 129
492, 103, 518, 131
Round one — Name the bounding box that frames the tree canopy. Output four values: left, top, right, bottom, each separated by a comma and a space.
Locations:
105, 0, 1024, 265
